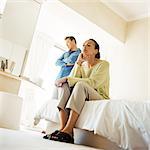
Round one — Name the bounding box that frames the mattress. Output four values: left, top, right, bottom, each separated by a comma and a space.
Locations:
0, 128, 102, 150
34, 99, 150, 150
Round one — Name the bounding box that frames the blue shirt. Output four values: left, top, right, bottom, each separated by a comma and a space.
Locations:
55, 48, 81, 79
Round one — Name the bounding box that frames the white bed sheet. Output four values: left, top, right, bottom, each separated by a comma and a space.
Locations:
0, 128, 101, 150
34, 99, 150, 150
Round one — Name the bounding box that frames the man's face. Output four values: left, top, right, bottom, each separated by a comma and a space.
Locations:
82, 40, 97, 59
65, 39, 75, 50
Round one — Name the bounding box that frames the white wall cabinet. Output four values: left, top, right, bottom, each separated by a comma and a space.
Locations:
0, 70, 21, 94
0, 71, 49, 128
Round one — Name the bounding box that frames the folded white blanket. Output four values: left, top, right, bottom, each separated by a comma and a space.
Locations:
34, 99, 150, 150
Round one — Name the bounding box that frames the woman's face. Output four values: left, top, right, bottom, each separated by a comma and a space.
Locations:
82, 40, 98, 60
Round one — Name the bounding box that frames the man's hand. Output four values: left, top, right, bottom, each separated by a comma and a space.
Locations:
65, 63, 74, 66
55, 77, 67, 87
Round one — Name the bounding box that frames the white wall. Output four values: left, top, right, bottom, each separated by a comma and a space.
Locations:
60, 0, 127, 42
27, 1, 149, 100
0, 38, 26, 75
148, 18, 150, 99
0, 0, 40, 48
58, 0, 149, 100
0, 0, 40, 75
108, 18, 149, 100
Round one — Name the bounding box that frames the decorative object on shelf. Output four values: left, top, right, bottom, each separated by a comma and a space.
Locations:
0, 0, 7, 19
1, 60, 5, 71
0, 57, 15, 73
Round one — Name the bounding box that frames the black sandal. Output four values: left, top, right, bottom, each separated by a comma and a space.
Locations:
43, 130, 60, 139
50, 131, 74, 144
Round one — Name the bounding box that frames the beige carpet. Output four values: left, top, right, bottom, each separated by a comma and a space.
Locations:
0, 128, 103, 150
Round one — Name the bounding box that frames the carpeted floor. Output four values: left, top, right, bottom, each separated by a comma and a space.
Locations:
0, 128, 103, 150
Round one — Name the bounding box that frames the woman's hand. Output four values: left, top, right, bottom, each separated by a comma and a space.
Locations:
55, 77, 67, 87
76, 53, 85, 66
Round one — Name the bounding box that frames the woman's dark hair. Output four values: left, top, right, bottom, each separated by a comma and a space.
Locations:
89, 39, 100, 59
65, 36, 76, 44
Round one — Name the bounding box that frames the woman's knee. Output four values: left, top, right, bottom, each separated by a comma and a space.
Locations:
74, 81, 88, 90
62, 83, 69, 89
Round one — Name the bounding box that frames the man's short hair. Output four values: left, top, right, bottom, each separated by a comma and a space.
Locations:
65, 36, 77, 44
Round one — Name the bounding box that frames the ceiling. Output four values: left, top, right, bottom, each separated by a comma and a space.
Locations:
7, 0, 149, 21
100, 0, 150, 21
2, 0, 40, 48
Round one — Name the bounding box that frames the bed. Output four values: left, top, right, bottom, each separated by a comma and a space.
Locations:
34, 99, 150, 150
0, 128, 101, 150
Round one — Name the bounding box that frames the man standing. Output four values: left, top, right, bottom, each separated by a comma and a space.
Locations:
56, 36, 81, 79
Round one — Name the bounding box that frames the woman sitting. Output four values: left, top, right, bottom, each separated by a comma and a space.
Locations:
44, 39, 110, 143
